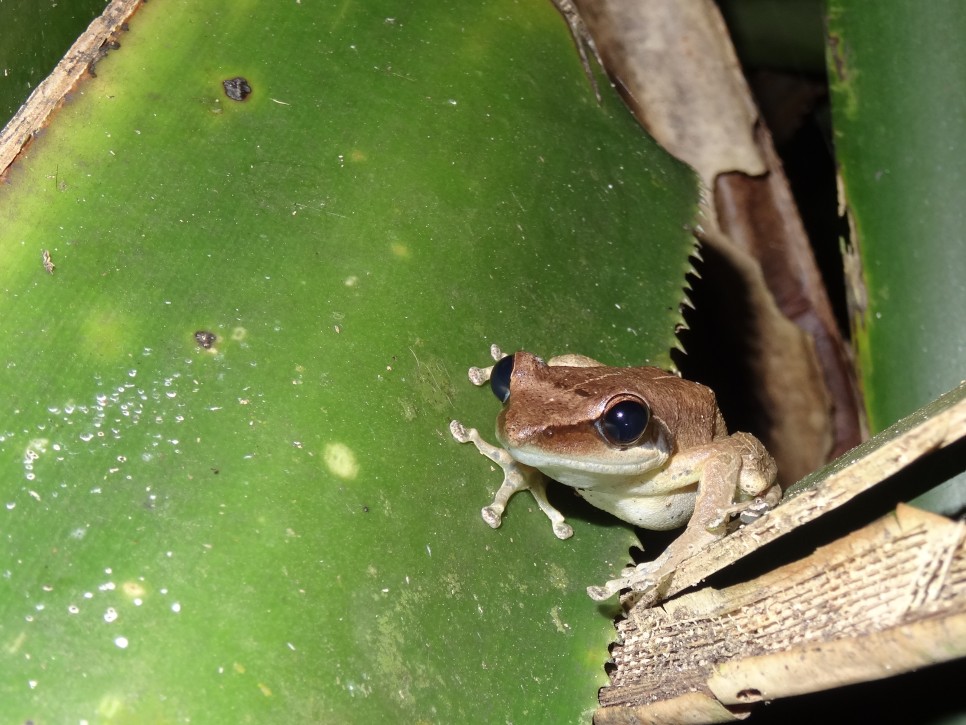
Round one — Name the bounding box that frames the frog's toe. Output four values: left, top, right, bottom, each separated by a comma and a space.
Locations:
481, 505, 504, 529
737, 497, 773, 524
585, 573, 629, 600
552, 521, 574, 540
599, 561, 665, 598
449, 419, 470, 442
467, 366, 491, 386
720, 485, 781, 526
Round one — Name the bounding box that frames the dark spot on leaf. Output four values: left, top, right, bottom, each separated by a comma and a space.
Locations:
194, 330, 216, 349
223, 77, 252, 101
88, 37, 121, 78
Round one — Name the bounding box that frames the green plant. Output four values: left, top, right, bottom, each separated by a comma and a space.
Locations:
0, 1, 698, 721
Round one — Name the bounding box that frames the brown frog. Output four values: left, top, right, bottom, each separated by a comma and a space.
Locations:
451, 347, 780, 599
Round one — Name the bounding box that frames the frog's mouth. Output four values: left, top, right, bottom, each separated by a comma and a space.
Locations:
508, 444, 670, 491
495, 415, 672, 487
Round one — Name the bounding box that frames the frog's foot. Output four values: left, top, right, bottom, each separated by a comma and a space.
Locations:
467, 344, 507, 386
735, 497, 775, 525
713, 482, 783, 528
450, 419, 573, 540
587, 577, 633, 602
587, 558, 668, 602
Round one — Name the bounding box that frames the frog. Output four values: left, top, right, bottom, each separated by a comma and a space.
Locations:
449, 345, 780, 600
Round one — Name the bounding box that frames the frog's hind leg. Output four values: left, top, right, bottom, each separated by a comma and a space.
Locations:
450, 420, 573, 540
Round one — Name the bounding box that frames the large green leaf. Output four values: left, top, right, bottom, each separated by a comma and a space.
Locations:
0, 0, 696, 720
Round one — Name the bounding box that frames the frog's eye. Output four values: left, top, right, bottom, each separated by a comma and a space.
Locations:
490, 354, 515, 404
599, 397, 650, 447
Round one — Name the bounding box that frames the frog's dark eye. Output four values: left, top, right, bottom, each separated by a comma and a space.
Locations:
599, 397, 650, 447
490, 354, 515, 404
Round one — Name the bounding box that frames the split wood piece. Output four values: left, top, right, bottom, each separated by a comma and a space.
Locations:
597, 504, 966, 722
0, 0, 144, 178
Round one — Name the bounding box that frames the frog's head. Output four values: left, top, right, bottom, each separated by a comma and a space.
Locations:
490, 351, 676, 490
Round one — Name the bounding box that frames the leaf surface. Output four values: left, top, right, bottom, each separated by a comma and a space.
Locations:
0, 0, 697, 720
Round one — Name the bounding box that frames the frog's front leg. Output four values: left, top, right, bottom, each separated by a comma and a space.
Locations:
588, 434, 780, 601
450, 420, 574, 540
453, 344, 572, 538
465, 343, 506, 387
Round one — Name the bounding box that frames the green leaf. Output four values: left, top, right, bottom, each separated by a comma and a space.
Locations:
825, 1, 966, 516
0, 0, 697, 720
718, 0, 826, 73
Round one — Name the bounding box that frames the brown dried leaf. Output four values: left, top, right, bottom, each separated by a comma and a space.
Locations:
695, 223, 832, 483
566, 0, 863, 480
598, 505, 966, 718
568, 0, 764, 186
